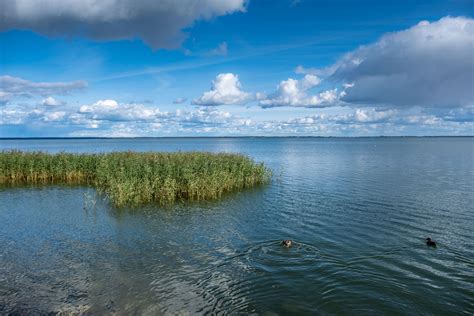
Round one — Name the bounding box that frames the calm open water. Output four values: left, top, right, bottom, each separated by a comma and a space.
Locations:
0, 137, 473, 315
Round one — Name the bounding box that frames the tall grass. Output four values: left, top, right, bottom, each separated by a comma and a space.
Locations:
0, 151, 271, 207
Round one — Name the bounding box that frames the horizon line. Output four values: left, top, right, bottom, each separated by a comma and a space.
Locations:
1, 135, 473, 140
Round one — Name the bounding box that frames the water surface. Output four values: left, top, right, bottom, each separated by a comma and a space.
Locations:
1, 137, 473, 314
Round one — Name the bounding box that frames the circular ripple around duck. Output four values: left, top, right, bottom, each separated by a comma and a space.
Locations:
178, 240, 331, 314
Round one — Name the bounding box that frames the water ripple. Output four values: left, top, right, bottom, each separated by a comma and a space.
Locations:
1, 137, 473, 314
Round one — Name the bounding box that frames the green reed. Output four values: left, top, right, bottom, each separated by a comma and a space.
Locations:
0, 151, 271, 207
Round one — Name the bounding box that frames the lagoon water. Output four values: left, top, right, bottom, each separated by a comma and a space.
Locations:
1, 137, 473, 314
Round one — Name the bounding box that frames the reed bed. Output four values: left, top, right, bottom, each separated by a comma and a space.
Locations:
0, 151, 271, 207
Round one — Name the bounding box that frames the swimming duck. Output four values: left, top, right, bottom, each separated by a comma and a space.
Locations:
281, 240, 292, 248
426, 238, 437, 248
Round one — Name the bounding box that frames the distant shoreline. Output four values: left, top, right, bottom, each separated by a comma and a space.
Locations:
1, 136, 473, 140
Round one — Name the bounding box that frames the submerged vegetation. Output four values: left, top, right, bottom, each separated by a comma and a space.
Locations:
0, 151, 271, 207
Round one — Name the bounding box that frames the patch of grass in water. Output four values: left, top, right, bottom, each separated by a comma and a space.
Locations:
0, 151, 271, 207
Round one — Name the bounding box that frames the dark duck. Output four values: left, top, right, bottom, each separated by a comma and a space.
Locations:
281, 240, 292, 248
426, 238, 437, 248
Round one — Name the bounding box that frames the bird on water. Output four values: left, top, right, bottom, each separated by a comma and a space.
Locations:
281, 240, 292, 248
426, 237, 437, 248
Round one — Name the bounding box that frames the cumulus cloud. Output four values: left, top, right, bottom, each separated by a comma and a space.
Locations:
79, 99, 119, 112
0, 0, 246, 49
193, 73, 252, 106
251, 107, 474, 136
352, 108, 398, 123
71, 100, 255, 135
78, 99, 167, 122
259, 74, 339, 108
0, 75, 87, 104
324, 16, 474, 108
278, 108, 398, 126
175, 108, 236, 127
70, 99, 253, 133
0, 106, 29, 125
248, 16, 473, 112
41, 96, 65, 106
41, 111, 67, 122
1, 97, 473, 136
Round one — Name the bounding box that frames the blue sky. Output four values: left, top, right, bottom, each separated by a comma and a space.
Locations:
0, 0, 473, 137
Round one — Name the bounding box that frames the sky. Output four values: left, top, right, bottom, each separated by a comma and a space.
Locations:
0, 0, 473, 137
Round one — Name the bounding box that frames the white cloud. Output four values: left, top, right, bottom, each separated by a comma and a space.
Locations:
1, 98, 473, 136
193, 73, 252, 106
0, 107, 29, 125
245, 107, 474, 136
353, 108, 398, 123
41, 96, 65, 106
42, 111, 66, 122
176, 108, 233, 125
0, 75, 87, 104
278, 108, 398, 126
299, 74, 321, 89
69, 100, 255, 135
0, 0, 246, 49
79, 99, 119, 113
261, 16, 473, 111
324, 16, 474, 108
78, 99, 166, 122
71, 99, 253, 133
259, 74, 339, 108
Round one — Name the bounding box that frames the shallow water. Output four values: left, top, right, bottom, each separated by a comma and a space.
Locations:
1, 137, 473, 314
